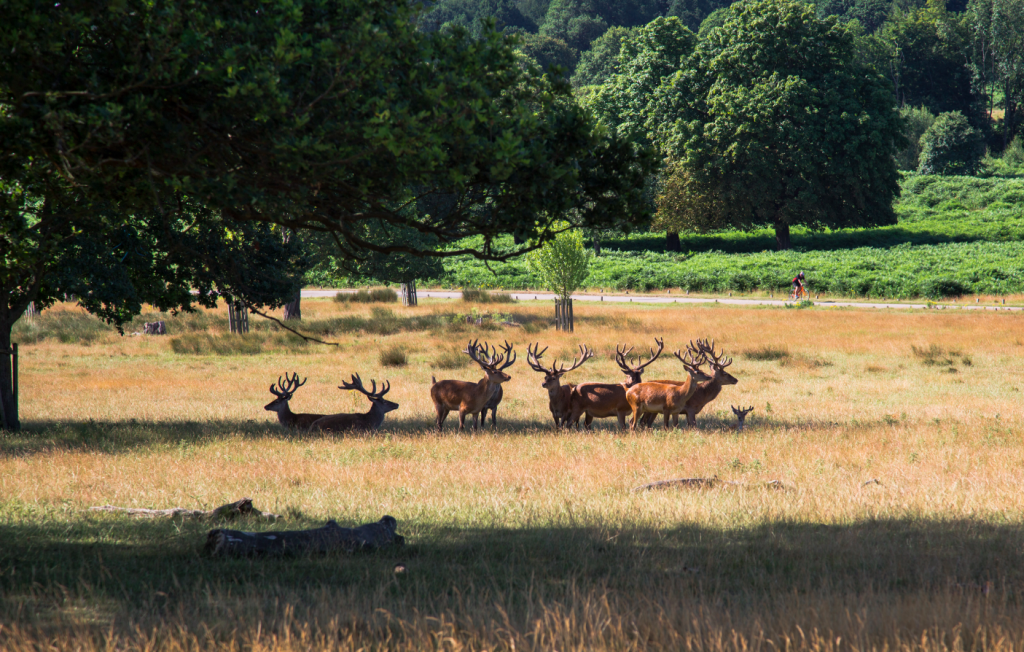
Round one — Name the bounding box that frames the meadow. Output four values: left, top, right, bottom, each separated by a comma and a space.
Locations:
410, 175, 1024, 298
2, 297, 1024, 650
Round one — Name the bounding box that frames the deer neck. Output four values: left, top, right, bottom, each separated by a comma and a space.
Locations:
272, 402, 298, 427
365, 402, 387, 429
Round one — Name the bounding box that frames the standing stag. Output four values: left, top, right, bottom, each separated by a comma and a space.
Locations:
526, 343, 593, 427
566, 338, 665, 430
640, 338, 738, 428
430, 340, 516, 431
264, 372, 325, 430
311, 374, 399, 433
627, 349, 712, 430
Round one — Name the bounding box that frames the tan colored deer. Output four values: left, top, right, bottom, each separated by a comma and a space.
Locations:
731, 405, 754, 431
311, 374, 399, 433
641, 338, 738, 428
566, 338, 665, 430
526, 342, 593, 427
430, 340, 516, 431
264, 372, 325, 430
627, 349, 712, 430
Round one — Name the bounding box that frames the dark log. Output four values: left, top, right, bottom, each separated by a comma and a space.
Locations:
632, 478, 790, 492
206, 515, 404, 557
89, 497, 281, 521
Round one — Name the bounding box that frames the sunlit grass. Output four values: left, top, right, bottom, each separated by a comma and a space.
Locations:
2, 299, 1023, 650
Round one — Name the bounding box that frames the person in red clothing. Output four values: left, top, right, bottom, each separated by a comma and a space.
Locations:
790, 271, 807, 300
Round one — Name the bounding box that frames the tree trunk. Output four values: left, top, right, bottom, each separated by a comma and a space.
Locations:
666, 231, 681, 252
0, 323, 17, 432
283, 288, 301, 321
593, 234, 601, 256
774, 220, 791, 251
205, 515, 404, 557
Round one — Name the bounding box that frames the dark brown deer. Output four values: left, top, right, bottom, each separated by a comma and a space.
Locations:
311, 374, 399, 433
264, 373, 325, 430
731, 405, 754, 431
566, 338, 665, 430
641, 338, 738, 428
626, 349, 712, 430
477, 340, 518, 429
526, 343, 594, 427
431, 340, 516, 431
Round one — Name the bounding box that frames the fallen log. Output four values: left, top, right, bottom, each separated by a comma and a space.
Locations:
89, 497, 281, 521
205, 515, 404, 557
632, 477, 790, 492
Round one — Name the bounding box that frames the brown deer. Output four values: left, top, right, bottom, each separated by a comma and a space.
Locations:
526, 342, 594, 427
626, 349, 712, 430
311, 374, 399, 433
478, 340, 519, 429
264, 373, 325, 430
566, 338, 665, 430
731, 405, 754, 431
641, 338, 738, 428
430, 340, 516, 431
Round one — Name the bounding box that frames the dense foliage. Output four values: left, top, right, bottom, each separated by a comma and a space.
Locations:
918, 111, 986, 175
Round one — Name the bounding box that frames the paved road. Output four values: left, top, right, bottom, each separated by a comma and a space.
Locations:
303, 289, 1022, 312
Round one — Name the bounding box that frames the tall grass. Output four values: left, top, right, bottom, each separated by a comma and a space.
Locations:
3, 300, 1024, 650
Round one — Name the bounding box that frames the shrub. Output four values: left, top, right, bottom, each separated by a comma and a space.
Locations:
921, 277, 969, 299
169, 334, 263, 355
462, 288, 491, 302
335, 288, 397, 303
897, 105, 936, 171
12, 311, 108, 345
379, 345, 408, 367
365, 307, 400, 335
918, 112, 984, 176
743, 344, 790, 361
488, 292, 517, 303
433, 348, 468, 369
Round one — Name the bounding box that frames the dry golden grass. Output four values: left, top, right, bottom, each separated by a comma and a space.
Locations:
2, 299, 1024, 651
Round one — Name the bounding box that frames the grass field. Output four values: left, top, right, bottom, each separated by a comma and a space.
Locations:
2, 298, 1024, 650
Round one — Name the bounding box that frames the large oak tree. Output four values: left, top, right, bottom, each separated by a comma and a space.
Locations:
652, 0, 904, 250
0, 0, 656, 430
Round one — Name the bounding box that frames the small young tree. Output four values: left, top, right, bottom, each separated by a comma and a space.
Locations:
918, 111, 985, 175
527, 229, 592, 331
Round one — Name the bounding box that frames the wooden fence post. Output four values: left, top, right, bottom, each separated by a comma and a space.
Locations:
228, 301, 249, 334
567, 297, 574, 333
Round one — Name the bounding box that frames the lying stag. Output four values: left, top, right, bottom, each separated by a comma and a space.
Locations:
431, 340, 515, 431
627, 350, 712, 430
732, 405, 754, 431
264, 372, 325, 430
527, 343, 593, 427
312, 374, 398, 433
567, 338, 664, 430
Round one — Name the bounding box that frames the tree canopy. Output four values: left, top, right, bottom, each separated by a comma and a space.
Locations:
653, 0, 905, 249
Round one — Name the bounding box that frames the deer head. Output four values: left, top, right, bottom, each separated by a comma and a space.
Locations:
691, 338, 737, 385
265, 372, 307, 412
339, 374, 399, 414
465, 339, 516, 385
731, 405, 754, 431
672, 348, 714, 384
615, 337, 664, 386
527, 343, 593, 390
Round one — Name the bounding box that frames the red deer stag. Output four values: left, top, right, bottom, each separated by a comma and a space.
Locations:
526, 343, 594, 427
311, 374, 399, 433
477, 340, 518, 429
640, 338, 738, 428
731, 405, 754, 431
627, 349, 712, 430
430, 340, 515, 431
264, 373, 325, 430
566, 338, 665, 430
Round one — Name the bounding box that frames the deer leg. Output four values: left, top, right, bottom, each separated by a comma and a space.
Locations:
436, 408, 449, 432
686, 410, 696, 428
458, 410, 468, 431
490, 408, 497, 429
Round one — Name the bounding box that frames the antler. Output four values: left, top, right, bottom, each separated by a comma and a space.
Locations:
466, 340, 516, 371
672, 348, 705, 373
731, 405, 754, 416
339, 373, 390, 399
616, 337, 664, 373
697, 338, 732, 369
526, 343, 550, 373
558, 344, 593, 375
269, 372, 306, 398
494, 340, 516, 371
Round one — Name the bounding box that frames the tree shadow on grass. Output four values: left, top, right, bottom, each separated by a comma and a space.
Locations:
1, 514, 1022, 641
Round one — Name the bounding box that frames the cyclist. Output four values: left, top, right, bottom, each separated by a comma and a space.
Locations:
790, 272, 807, 300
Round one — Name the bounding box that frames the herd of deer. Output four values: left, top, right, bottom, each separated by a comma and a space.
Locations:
263, 338, 755, 434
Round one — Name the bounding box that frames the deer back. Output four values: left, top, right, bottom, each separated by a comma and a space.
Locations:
431, 378, 494, 412
570, 382, 630, 417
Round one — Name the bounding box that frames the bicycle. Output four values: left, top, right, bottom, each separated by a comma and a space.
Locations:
789, 284, 809, 301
